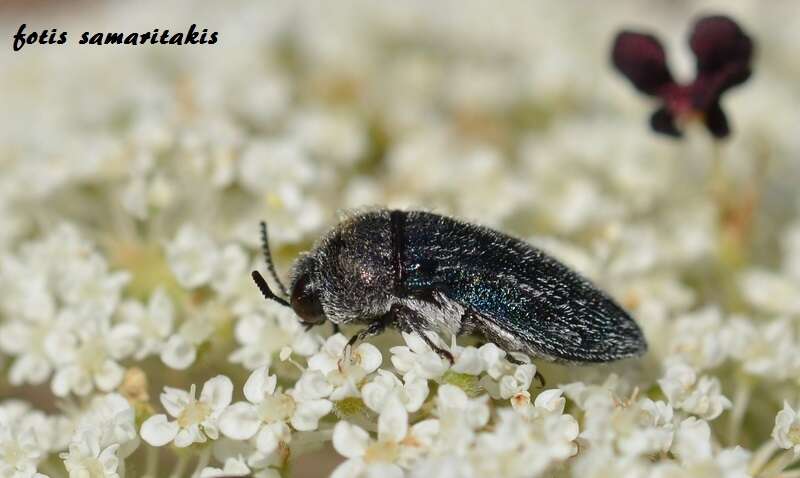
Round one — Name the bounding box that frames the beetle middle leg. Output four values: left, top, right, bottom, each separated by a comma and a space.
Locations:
391, 304, 454, 364
346, 303, 455, 364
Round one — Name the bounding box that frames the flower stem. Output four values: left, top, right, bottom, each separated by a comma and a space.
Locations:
708, 141, 726, 201
759, 449, 799, 478
727, 377, 752, 446
750, 440, 780, 476
169, 453, 190, 478
190, 447, 212, 478
144, 445, 160, 478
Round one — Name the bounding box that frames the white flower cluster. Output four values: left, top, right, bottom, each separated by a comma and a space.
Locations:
2, 0, 800, 476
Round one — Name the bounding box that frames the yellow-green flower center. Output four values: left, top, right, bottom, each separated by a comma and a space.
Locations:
788, 423, 800, 444
258, 392, 296, 423
178, 400, 211, 428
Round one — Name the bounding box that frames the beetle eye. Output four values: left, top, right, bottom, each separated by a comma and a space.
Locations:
290, 274, 325, 326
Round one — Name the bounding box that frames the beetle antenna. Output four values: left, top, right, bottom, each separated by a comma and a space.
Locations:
252, 271, 290, 307
259, 221, 289, 298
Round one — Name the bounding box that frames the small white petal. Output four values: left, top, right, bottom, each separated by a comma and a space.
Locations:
256, 426, 280, 454
98, 444, 120, 472
293, 370, 333, 400
174, 427, 196, 448
672, 417, 712, 464
353, 343, 382, 373
243, 367, 277, 404
201, 375, 234, 412
404, 377, 429, 413
161, 387, 191, 418
200, 456, 251, 478
291, 399, 332, 431
219, 402, 261, 440
332, 421, 369, 459
51, 368, 74, 397
331, 459, 366, 478
94, 360, 125, 391
161, 335, 196, 369
452, 346, 484, 375
362, 372, 399, 413
534, 389, 565, 414
378, 397, 408, 444
140, 415, 179, 447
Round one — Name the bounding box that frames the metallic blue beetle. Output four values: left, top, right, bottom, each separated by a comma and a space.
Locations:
253, 209, 647, 364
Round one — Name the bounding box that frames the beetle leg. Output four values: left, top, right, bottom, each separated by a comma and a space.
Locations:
416, 331, 454, 364
390, 304, 455, 365
332, 323, 340, 334
346, 319, 386, 349
505, 353, 546, 386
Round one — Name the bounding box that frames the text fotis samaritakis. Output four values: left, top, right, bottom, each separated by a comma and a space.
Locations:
12, 24, 219, 52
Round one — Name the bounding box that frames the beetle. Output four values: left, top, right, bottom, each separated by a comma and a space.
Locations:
252, 209, 647, 364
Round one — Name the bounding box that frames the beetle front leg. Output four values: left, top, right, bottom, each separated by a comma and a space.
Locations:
346, 319, 387, 349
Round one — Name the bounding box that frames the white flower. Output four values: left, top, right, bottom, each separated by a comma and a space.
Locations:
723, 318, 800, 380
220, 367, 330, 455
772, 402, 800, 454
390, 332, 450, 381
140, 375, 233, 447
331, 397, 408, 478
237, 139, 316, 196
288, 370, 335, 430
229, 304, 320, 371
0, 405, 47, 478
0, 311, 58, 387
449, 342, 485, 375
715, 447, 752, 478
117, 287, 174, 360
739, 269, 800, 316
615, 399, 675, 458
50, 313, 137, 397
160, 313, 215, 370
362, 370, 429, 413
166, 224, 220, 289
55, 253, 130, 322
17, 408, 73, 453
665, 307, 727, 371
470, 406, 579, 477
74, 394, 139, 459
534, 389, 567, 414
61, 431, 120, 478
210, 244, 250, 299
499, 363, 537, 400
307, 334, 382, 400
671, 417, 712, 465
0, 263, 58, 386
289, 109, 366, 166
658, 361, 731, 420
429, 384, 490, 456
236, 139, 324, 244
200, 456, 252, 478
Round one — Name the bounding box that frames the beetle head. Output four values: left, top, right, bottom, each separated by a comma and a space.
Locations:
251, 221, 329, 330
288, 260, 326, 328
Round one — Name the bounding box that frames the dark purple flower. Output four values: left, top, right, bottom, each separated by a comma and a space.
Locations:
611, 15, 754, 139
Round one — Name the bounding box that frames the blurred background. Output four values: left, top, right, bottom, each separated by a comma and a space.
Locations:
1, 0, 799, 476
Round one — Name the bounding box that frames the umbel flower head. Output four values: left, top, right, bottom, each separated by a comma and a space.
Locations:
611, 14, 754, 138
